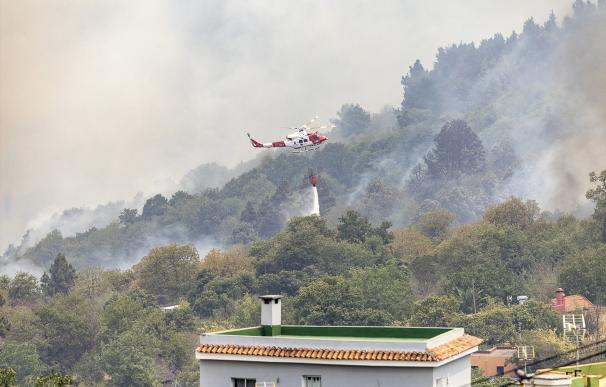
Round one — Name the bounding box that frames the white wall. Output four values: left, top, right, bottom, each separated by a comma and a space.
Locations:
433, 356, 472, 387
200, 360, 444, 387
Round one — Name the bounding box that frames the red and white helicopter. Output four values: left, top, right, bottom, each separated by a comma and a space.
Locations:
247, 116, 330, 153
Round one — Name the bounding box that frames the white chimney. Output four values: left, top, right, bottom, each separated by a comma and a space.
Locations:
259, 295, 282, 326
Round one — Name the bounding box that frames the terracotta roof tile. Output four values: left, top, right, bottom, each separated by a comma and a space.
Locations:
549, 294, 594, 314
197, 334, 481, 362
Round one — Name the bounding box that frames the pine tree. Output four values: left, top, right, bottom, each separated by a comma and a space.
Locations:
240, 202, 257, 224
424, 120, 486, 179
41, 253, 76, 296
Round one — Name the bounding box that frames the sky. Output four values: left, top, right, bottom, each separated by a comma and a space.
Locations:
0, 0, 574, 252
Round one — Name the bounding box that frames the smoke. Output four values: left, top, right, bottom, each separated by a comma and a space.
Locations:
547, 9, 606, 212
0, 257, 45, 278
0, 0, 572, 253
0, 221, 221, 277
502, 7, 606, 213
104, 226, 219, 272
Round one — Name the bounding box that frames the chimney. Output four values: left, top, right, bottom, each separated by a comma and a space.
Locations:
555, 288, 565, 305
259, 295, 282, 336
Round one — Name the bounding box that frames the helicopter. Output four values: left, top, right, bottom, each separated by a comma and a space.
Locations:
247, 116, 330, 153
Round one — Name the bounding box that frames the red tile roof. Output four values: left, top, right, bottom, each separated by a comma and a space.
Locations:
197, 334, 481, 362
549, 295, 594, 314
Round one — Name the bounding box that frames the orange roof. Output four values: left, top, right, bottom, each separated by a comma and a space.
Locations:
549, 295, 594, 314
197, 334, 481, 362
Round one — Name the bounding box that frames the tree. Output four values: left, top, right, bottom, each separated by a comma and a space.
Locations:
360, 178, 398, 225
586, 170, 606, 242
453, 303, 517, 346
414, 208, 455, 242
0, 368, 16, 387
229, 295, 261, 327
133, 244, 200, 301
337, 210, 392, 244
240, 202, 257, 224
424, 120, 486, 179
331, 104, 371, 137
488, 141, 520, 180
35, 305, 96, 372
34, 373, 73, 387
168, 190, 193, 207
337, 210, 372, 243
390, 228, 434, 262
20, 230, 64, 267
293, 276, 393, 326
100, 289, 157, 339
231, 223, 259, 245
163, 300, 196, 331
188, 270, 255, 319
73, 350, 104, 386
520, 329, 573, 366
252, 216, 335, 273
409, 295, 461, 327
484, 197, 538, 230
118, 208, 138, 225
0, 311, 9, 337
200, 247, 254, 276
0, 341, 46, 385
8, 273, 41, 306
141, 194, 168, 220
101, 326, 161, 387
41, 254, 76, 297
400, 59, 437, 113
348, 263, 414, 321
559, 246, 606, 303
511, 300, 560, 332
418, 222, 525, 312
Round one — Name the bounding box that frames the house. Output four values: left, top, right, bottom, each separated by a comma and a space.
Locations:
549, 288, 594, 314
470, 346, 517, 377
196, 295, 482, 387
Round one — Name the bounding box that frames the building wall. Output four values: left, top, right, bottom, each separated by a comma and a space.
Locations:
471, 355, 516, 377
200, 359, 471, 387
433, 356, 471, 387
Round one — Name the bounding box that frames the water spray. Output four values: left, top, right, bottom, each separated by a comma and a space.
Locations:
308, 173, 320, 216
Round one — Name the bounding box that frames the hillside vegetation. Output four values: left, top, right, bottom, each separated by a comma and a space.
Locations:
3, 1, 605, 270
0, 2, 605, 385
1, 191, 605, 384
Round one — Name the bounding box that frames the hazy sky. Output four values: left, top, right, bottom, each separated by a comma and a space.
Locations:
0, 0, 573, 251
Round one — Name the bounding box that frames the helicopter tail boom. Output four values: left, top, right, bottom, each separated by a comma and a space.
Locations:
247, 133, 285, 148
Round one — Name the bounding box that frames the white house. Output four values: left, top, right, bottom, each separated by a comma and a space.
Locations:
196, 295, 481, 387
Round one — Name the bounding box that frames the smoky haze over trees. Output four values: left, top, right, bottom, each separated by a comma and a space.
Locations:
0, 2, 605, 384
2, 0, 576, 255
2, 1, 606, 272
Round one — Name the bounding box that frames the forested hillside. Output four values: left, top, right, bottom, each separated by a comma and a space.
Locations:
1, 190, 605, 384
2, 1, 605, 272
0, 2, 605, 384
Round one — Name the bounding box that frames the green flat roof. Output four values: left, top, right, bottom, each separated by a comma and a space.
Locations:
215, 325, 452, 340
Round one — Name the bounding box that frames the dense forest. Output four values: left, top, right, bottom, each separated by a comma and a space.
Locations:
3, 0, 605, 271
0, 1, 605, 385
1, 191, 605, 385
